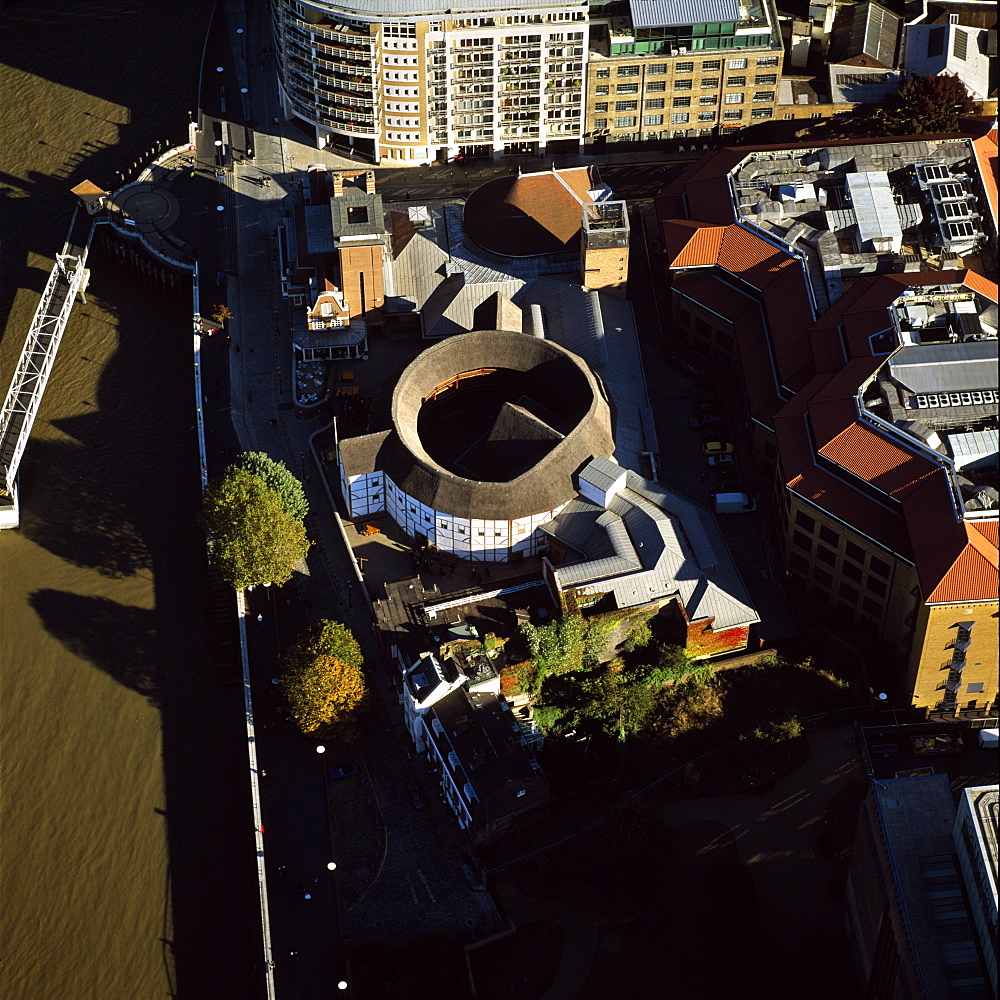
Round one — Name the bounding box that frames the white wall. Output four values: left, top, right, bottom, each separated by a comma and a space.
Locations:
347, 469, 568, 561
903, 23, 991, 101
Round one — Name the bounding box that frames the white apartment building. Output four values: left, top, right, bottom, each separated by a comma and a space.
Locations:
272, 0, 590, 163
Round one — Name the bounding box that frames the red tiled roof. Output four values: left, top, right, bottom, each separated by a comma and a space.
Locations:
820, 423, 939, 499
661, 219, 725, 266
924, 519, 1000, 604
971, 131, 998, 226
970, 519, 999, 549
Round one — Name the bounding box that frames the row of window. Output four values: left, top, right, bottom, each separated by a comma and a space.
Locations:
595, 55, 779, 78
789, 552, 887, 619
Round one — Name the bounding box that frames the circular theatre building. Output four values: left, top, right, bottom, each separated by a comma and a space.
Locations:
335, 329, 615, 562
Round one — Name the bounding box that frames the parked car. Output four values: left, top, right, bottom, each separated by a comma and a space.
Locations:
689, 413, 723, 429
708, 454, 735, 467
690, 400, 722, 415
703, 441, 734, 456
712, 492, 757, 513
406, 782, 425, 809
327, 763, 359, 780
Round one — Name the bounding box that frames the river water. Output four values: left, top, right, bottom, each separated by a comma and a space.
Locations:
1, 4, 257, 996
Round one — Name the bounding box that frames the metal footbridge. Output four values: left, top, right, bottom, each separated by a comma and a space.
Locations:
0, 205, 97, 527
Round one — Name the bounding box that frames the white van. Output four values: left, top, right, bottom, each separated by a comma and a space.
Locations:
713, 492, 757, 514
977, 728, 998, 749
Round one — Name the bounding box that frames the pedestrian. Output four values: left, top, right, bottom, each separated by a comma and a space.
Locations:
303, 892, 312, 901
260, 768, 267, 778
257, 613, 264, 622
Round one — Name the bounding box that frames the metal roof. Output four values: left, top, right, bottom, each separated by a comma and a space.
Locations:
629, 0, 741, 28
947, 428, 999, 470
889, 340, 998, 393
544, 467, 758, 630
304, 203, 335, 255
846, 171, 902, 250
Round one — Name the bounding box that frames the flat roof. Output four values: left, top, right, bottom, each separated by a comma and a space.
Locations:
629, 0, 741, 28
845, 171, 903, 248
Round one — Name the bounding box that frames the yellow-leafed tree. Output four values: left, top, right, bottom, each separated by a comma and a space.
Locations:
280, 620, 368, 738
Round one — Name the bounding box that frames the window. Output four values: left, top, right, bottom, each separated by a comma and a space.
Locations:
727, 75, 746, 86
753, 91, 775, 102
617, 82, 639, 94
673, 96, 691, 107
810, 112, 823, 119
819, 525, 838, 546
870, 556, 889, 577
816, 545, 836, 566
702, 60, 721, 70
842, 562, 862, 583
756, 56, 779, 67
676, 61, 694, 73
783, 113, 794, 119
645, 98, 665, 109
952, 28, 968, 60
674, 79, 693, 90
845, 541, 865, 563
647, 80, 667, 92
596, 84, 610, 95
861, 596, 881, 617
617, 65, 640, 76
866, 577, 887, 597
593, 118, 608, 129
699, 95, 718, 105
755, 74, 777, 85
615, 100, 638, 111
813, 568, 833, 588
792, 531, 811, 552
723, 109, 742, 119
795, 511, 815, 531
614, 116, 637, 128
671, 112, 689, 123
648, 63, 667, 74
839, 582, 859, 603
728, 58, 748, 69
967, 682, 984, 694
595, 102, 609, 112
790, 551, 809, 573
701, 77, 720, 88
596, 67, 610, 78
698, 111, 715, 120
644, 114, 664, 126
725, 92, 744, 104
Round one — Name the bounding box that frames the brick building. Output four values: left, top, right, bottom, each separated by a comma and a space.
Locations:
654, 127, 999, 712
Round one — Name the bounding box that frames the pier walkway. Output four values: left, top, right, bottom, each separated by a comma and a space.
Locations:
0, 205, 98, 525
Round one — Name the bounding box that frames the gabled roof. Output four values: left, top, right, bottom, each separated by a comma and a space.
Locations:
925, 520, 999, 604
820, 423, 941, 499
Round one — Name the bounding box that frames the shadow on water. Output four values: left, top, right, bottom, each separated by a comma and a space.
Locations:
17, 250, 260, 994
28, 590, 161, 703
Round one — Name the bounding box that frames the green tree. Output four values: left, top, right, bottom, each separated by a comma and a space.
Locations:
198, 466, 310, 589
235, 451, 309, 520
280, 620, 368, 737
876, 73, 976, 135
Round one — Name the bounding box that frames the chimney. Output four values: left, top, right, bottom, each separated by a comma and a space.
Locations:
332, 172, 343, 198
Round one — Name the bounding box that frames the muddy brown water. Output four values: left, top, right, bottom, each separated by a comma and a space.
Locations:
1, 4, 258, 996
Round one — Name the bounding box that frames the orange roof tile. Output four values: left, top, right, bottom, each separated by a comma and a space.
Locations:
819, 423, 939, 498
972, 132, 998, 226
925, 523, 1000, 604
661, 219, 726, 266
970, 519, 999, 549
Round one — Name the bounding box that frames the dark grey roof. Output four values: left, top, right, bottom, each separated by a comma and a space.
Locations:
456, 402, 564, 482
430, 686, 538, 808
629, 0, 741, 28
830, 1, 900, 65
341, 330, 615, 522
889, 340, 998, 393
871, 776, 989, 1000
330, 192, 386, 241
